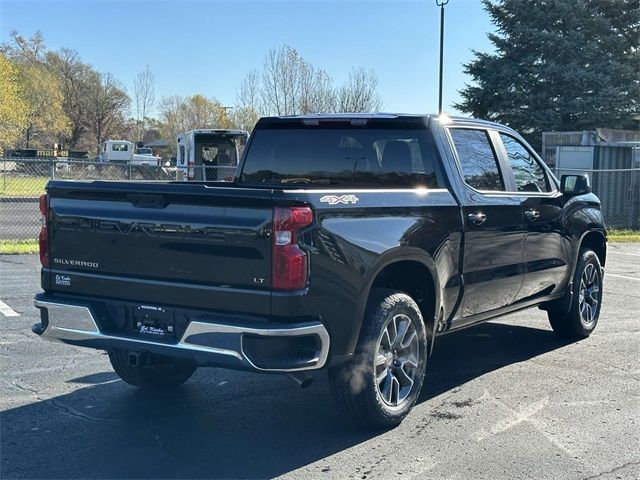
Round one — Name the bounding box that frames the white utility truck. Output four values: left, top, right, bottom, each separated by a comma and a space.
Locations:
132, 147, 162, 166
98, 140, 161, 166
176, 129, 248, 181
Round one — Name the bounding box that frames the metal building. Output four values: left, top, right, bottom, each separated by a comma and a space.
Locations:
543, 128, 640, 229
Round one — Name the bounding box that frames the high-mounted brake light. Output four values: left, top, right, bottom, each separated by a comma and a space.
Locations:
272, 207, 313, 291
38, 193, 49, 267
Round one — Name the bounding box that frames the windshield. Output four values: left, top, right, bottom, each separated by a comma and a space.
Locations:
240, 126, 440, 188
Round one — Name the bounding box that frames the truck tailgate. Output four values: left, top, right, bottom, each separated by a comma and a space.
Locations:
45, 181, 276, 314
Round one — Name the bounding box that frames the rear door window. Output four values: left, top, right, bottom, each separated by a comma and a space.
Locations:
449, 128, 504, 191
240, 126, 440, 188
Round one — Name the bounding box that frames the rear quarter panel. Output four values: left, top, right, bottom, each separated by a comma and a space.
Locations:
275, 188, 462, 360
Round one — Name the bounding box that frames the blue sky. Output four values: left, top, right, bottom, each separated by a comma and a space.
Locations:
0, 0, 495, 115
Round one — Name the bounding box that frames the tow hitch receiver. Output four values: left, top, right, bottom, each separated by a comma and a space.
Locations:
127, 351, 150, 367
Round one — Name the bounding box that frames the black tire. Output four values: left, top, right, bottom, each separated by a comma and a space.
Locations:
548, 248, 603, 339
108, 350, 197, 389
329, 288, 428, 428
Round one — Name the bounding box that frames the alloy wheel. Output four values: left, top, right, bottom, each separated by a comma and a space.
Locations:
374, 313, 420, 407
578, 263, 600, 326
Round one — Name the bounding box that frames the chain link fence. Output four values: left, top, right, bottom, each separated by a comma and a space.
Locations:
556, 168, 640, 230
1, 159, 638, 242
0, 158, 236, 241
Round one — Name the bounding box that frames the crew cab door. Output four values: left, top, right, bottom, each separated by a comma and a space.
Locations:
446, 127, 525, 319
494, 132, 569, 301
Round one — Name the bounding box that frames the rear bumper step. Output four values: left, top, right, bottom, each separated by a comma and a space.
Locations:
33, 297, 329, 372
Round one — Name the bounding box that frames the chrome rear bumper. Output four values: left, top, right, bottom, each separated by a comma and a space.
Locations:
33, 298, 329, 372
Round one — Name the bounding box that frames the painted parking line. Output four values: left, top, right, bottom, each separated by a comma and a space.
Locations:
606, 273, 640, 282
0, 299, 20, 317
608, 251, 640, 257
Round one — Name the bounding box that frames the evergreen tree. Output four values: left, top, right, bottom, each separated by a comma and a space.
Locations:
455, 0, 640, 150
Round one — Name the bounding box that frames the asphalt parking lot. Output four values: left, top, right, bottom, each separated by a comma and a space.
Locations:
0, 200, 40, 240
1, 246, 639, 480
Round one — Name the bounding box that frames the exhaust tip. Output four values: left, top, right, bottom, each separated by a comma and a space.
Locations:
299, 377, 313, 389
287, 372, 314, 389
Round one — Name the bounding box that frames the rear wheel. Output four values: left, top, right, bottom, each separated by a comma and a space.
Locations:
329, 289, 428, 428
548, 248, 603, 338
108, 350, 197, 389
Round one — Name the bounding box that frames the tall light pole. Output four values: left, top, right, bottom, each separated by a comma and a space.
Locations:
436, 0, 449, 115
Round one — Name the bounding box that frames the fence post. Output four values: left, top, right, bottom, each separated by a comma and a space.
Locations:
2, 159, 6, 192
50, 159, 55, 180
128, 163, 132, 180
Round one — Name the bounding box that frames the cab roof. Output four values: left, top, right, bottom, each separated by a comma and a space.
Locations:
181, 129, 248, 136
256, 113, 508, 130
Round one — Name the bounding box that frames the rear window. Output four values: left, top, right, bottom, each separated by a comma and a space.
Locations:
240, 127, 440, 188
112, 143, 129, 152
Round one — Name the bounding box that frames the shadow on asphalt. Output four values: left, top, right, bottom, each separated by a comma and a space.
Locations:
1, 321, 574, 479
66, 371, 120, 385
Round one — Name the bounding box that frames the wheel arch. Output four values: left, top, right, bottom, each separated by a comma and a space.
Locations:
580, 230, 607, 268
542, 228, 607, 315
349, 249, 442, 358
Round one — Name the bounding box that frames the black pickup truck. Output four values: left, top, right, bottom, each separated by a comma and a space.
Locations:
33, 114, 606, 427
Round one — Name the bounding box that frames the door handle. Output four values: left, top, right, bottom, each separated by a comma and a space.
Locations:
525, 209, 540, 221
467, 212, 487, 225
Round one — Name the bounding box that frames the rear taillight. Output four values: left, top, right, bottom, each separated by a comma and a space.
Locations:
38, 193, 49, 267
187, 160, 194, 180
272, 206, 313, 291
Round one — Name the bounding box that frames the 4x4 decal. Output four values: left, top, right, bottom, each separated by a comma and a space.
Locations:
319, 194, 359, 205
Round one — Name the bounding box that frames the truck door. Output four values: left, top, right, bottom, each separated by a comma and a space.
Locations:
447, 127, 526, 319
494, 132, 569, 301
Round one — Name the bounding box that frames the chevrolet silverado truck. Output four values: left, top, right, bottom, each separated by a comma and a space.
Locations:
33, 114, 606, 427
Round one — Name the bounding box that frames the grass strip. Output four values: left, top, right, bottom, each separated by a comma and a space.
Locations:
0, 239, 38, 254
608, 230, 640, 242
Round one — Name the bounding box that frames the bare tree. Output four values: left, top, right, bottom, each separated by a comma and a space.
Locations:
133, 66, 155, 142
337, 67, 382, 113
232, 69, 261, 131
158, 94, 231, 157
84, 72, 130, 152
260, 45, 342, 115
242, 45, 380, 118
300, 68, 336, 114
261, 45, 302, 115
45, 48, 96, 150
0, 31, 46, 63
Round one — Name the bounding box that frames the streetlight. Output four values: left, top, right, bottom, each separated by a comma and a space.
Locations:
436, 0, 449, 115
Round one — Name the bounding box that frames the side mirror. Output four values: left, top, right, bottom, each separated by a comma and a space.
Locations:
561, 174, 591, 196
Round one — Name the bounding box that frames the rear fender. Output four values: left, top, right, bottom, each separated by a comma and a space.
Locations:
347, 247, 441, 357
